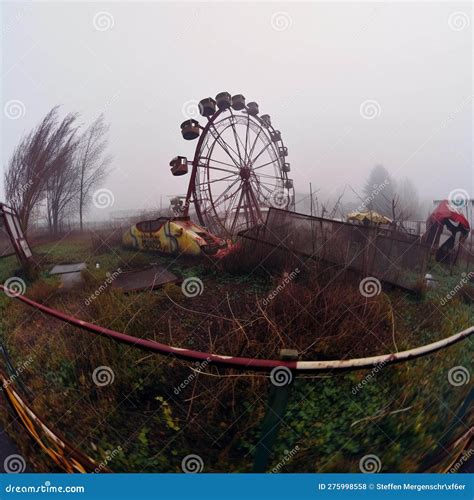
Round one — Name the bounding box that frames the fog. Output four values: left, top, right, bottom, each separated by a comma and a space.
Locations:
1, 1, 472, 220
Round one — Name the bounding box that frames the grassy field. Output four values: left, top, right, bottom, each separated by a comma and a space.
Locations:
0, 232, 472, 473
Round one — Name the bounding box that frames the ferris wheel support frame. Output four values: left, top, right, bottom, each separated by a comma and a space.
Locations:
182, 108, 224, 225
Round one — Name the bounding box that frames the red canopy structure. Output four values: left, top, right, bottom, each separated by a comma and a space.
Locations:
423, 200, 470, 264
428, 200, 470, 230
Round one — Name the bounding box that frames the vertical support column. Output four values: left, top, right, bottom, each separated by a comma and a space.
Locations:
252, 349, 298, 473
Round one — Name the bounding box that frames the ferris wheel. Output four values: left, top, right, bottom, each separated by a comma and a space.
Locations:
170, 92, 294, 236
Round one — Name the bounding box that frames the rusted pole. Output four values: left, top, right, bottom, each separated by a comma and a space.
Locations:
252, 349, 298, 473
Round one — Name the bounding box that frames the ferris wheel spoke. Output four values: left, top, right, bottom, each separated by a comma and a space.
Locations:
209, 123, 243, 168
252, 171, 281, 181
230, 188, 246, 233
212, 185, 242, 210
198, 162, 238, 176
246, 183, 262, 225
214, 138, 241, 169
219, 185, 241, 230
247, 127, 263, 161
254, 180, 279, 197
253, 176, 282, 187
211, 178, 242, 207
196, 172, 238, 186
244, 114, 251, 164
251, 141, 272, 164
229, 110, 247, 164
199, 156, 238, 170
252, 159, 279, 171
223, 184, 244, 214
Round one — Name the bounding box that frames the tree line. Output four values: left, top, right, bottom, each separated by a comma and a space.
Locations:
362, 164, 423, 220
4, 106, 111, 234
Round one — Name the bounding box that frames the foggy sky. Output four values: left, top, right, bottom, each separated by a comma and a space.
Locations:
1, 1, 472, 220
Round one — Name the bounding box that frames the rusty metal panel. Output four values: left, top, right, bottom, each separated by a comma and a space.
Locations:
111, 264, 178, 293
49, 263, 88, 289
50, 263, 87, 275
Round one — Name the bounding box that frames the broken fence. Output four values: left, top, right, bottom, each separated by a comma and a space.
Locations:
239, 208, 431, 291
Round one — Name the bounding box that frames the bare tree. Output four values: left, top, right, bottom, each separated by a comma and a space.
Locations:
76, 115, 111, 231
4, 107, 77, 231
4, 108, 111, 234
45, 130, 80, 234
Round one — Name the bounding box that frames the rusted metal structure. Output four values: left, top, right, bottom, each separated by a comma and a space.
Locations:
240, 208, 430, 291
0, 366, 109, 473
171, 92, 295, 236
0, 203, 34, 267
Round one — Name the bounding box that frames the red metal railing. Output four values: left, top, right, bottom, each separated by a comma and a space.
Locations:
1, 284, 472, 373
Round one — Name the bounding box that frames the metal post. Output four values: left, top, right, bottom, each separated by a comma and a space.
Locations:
310, 183, 315, 257
252, 349, 298, 473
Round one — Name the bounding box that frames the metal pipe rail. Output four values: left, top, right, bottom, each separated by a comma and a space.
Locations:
1, 284, 472, 373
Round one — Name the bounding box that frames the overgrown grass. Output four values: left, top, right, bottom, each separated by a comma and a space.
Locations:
0, 234, 472, 473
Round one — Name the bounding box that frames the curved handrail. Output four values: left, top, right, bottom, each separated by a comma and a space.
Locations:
1, 284, 472, 373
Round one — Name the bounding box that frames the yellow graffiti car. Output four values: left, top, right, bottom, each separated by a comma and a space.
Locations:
123, 216, 228, 257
